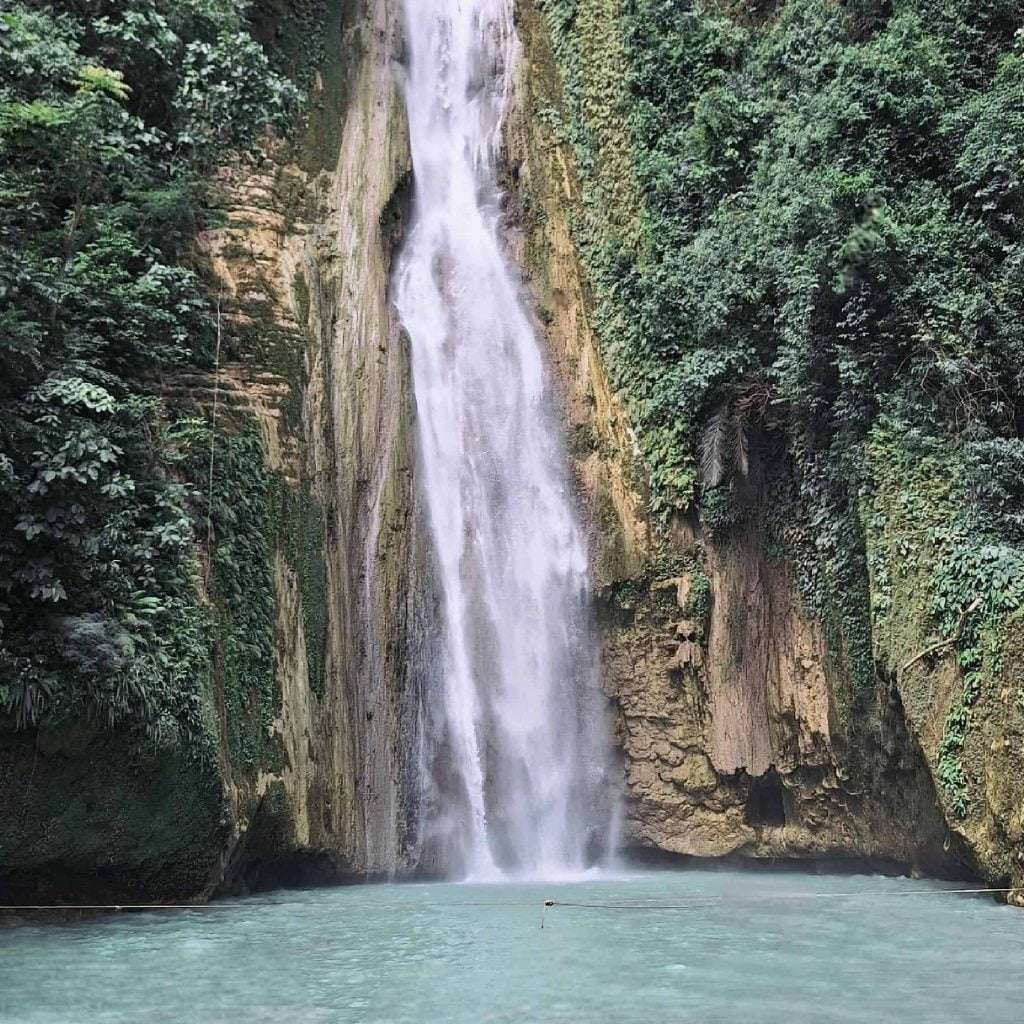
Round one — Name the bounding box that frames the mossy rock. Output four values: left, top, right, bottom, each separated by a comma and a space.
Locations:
0, 726, 225, 903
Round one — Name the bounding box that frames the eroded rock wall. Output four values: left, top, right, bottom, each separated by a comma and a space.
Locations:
508, 0, 1018, 894
203, 0, 433, 885
1, 0, 432, 904
6, 0, 1020, 909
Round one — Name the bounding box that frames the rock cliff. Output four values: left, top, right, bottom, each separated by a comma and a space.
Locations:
3, 0, 1021, 908
1, 0, 432, 903
508, 0, 1023, 903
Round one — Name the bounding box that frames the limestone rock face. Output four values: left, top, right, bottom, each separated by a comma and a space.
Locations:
197, 0, 434, 885
5, 0, 1021, 908
507, 0, 1018, 893
1, 0, 434, 902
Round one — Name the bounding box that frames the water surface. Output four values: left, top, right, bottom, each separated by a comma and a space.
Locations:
2, 868, 1022, 1023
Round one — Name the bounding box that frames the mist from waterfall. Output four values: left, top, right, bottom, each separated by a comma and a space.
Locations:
393, 0, 615, 881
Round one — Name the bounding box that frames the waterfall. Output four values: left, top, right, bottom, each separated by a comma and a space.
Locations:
393, 0, 614, 881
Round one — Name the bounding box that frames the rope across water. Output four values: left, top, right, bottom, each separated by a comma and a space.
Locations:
4, 886, 1019, 929
538, 887, 1021, 927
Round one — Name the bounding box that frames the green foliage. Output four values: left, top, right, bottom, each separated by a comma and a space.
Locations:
540, 0, 1024, 811
863, 419, 1024, 813
173, 30, 298, 161
699, 484, 744, 539
541, 0, 1024, 517
168, 419, 279, 769
686, 569, 712, 627
275, 477, 328, 699
0, 2, 300, 734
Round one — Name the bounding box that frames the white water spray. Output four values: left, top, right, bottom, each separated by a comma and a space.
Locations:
394, 0, 613, 880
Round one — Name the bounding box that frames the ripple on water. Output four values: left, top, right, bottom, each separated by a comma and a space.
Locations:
1, 869, 1023, 1024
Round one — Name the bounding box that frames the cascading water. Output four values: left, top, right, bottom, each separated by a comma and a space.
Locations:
393, 0, 614, 881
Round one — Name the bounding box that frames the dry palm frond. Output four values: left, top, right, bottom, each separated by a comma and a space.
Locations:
700, 404, 731, 487
701, 402, 751, 485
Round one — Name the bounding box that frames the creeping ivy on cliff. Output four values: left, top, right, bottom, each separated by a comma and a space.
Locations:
0, 2, 300, 732
538, 0, 1024, 814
